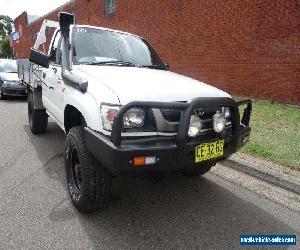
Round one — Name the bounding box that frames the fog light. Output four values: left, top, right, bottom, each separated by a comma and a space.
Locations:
213, 112, 226, 133
145, 156, 157, 165
132, 156, 157, 167
188, 115, 202, 137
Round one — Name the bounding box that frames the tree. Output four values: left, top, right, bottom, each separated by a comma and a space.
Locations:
0, 37, 13, 58
0, 15, 13, 38
0, 15, 13, 58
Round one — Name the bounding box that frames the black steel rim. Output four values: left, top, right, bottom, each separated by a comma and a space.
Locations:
70, 148, 82, 191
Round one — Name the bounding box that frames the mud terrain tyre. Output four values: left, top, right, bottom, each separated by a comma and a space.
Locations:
65, 126, 112, 214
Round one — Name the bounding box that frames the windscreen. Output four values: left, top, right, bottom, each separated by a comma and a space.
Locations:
0, 60, 17, 73
72, 27, 164, 66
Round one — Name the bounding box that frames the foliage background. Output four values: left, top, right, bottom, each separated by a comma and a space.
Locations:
0, 15, 13, 58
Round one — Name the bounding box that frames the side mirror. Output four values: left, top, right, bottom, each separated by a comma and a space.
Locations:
165, 64, 170, 70
29, 48, 49, 68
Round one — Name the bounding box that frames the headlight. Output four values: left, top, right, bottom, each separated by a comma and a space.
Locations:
100, 105, 120, 131
188, 115, 202, 137
213, 112, 226, 133
100, 105, 146, 131
3, 80, 9, 85
123, 108, 145, 129
222, 107, 231, 118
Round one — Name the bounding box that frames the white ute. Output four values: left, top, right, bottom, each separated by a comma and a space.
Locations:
18, 12, 252, 213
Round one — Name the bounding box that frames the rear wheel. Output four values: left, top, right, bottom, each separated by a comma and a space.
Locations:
182, 163, 214, 177
28, 92, 48, 134
65, 126, 112, 214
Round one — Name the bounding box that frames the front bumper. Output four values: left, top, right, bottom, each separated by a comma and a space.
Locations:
85, 97, 252, 175
1, 85, 27, 97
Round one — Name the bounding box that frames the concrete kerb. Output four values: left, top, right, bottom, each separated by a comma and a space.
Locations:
223, 155, 300, 196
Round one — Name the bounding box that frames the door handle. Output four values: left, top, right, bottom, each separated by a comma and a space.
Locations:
43, 73, 46, 78
49, 86, 54, 90
51, 68, 58, 73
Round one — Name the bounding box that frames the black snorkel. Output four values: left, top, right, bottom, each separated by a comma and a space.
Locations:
59, 12, 88, 93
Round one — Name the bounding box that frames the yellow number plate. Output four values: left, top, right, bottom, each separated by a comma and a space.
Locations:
195, 140, 224, 163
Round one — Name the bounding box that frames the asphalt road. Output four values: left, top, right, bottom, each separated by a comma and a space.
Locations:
0, 98, 299, 250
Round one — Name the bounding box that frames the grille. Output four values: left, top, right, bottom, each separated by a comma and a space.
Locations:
155, 107, 231, 134
10, 81, 20, 85
4, 88, 26, 95
160, 109, 181, 122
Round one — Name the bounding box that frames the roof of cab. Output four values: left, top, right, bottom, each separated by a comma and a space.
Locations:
71, 24, 143, 39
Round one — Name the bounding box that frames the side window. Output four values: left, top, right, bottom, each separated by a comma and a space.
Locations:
49, 31, 62, 64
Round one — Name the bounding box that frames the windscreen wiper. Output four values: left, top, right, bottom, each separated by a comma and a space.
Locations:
140, 64, 167, 70
87, 61, 137, 67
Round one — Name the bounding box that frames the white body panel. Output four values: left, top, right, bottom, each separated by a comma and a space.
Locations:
29, 23, 232, 136
55, 65, 230, 135
42, 65, 65, 124
76, 65, 231, 105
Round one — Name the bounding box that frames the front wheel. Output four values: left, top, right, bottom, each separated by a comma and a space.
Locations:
182, 163, 214, 177
65, 126, 112, 214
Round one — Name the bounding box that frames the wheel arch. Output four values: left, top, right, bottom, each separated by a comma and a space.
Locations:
63, 89, 102, 133
64, 104, 87, 133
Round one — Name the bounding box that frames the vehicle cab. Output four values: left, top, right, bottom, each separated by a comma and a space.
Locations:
26, 12, 252, 213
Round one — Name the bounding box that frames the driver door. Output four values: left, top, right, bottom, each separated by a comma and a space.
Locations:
42, 31, 65, 124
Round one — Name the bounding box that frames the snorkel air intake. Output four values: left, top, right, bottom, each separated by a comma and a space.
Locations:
59, 12, 88, 93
